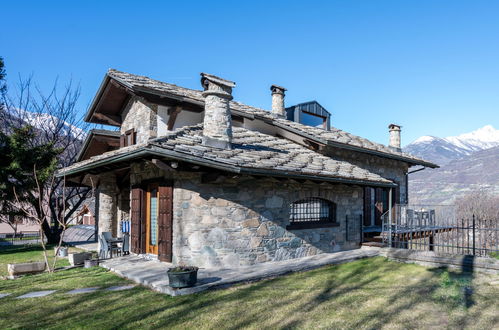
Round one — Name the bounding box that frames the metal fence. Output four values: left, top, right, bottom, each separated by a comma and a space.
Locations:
0, 231, 42, 246
382, 205, 499, 257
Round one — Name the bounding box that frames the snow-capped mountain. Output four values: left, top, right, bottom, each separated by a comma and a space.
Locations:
405, 125, 499, 165
21, 111, 86, 140
405, 125, 499, 204
3, 109, 86, 140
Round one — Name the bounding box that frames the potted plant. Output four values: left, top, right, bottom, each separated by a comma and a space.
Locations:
167, 265, 199, 288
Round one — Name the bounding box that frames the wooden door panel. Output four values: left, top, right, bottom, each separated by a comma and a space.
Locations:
158, 182, 173, 262
131, 187, 145, 254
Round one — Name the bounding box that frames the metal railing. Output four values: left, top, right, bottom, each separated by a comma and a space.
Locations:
382, 204, 499, 257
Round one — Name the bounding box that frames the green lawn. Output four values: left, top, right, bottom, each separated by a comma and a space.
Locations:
0, 245, 84, 277
0, 246, 498, 329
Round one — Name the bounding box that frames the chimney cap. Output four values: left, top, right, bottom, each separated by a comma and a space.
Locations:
388, 123, 401, 130
200, 73, 236, 90
270, 84, 287, 94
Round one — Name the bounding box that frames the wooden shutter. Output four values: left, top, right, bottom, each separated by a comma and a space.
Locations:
130, 187, 144, 254
157, 182, 173, 262
363, 187, 371, 226
120, 134, 126, 148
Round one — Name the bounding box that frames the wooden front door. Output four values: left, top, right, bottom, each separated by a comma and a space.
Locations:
146, 184, 159, 255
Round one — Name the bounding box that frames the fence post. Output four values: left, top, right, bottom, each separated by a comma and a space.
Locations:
472, 214, 476, 256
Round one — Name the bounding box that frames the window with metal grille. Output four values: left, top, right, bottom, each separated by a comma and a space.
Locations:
287, 197, 338, 229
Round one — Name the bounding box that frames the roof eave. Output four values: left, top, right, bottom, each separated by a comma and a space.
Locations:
84, 73, 112, 123
59, 145, 395, 188
271, 121, 438, 168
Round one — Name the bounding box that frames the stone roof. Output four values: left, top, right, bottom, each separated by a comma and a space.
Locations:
107, 69, 436, 167
60, 124, 394, 187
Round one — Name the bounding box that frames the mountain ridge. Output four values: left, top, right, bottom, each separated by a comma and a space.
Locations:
405, 125, 499, 166
404, 125, 499, 204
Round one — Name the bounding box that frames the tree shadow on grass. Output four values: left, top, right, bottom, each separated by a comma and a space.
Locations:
2, 257, 496, 329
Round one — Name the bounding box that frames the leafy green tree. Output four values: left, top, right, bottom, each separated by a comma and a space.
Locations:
0, 126, 61, 227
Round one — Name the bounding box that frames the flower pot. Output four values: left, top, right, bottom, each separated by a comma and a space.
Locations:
167, 269, 198, 288
84, 259, 99, 268
55, 247, 68, 257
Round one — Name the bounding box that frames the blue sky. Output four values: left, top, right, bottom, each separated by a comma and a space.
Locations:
2, 0, 499, 146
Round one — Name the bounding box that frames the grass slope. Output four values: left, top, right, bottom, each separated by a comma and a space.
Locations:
0, 247, 498, 329
0, 245, 84, 277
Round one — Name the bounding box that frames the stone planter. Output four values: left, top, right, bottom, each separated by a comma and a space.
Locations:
68, 252, 92, 266
167, 268, 198, 288
8, 261, 46, 277
84, 259, 99, 268
55, 247, 68, 257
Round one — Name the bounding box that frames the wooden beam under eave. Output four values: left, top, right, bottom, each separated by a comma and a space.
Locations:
93, 113, 122, 126
167, 106, 182, 130
151, 158, 177, 172
201, 171, 227, 184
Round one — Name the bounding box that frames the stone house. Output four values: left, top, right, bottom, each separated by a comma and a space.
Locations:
58, 69, 436, 268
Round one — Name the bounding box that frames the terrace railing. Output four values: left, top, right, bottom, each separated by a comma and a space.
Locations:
382, 204, 499, 257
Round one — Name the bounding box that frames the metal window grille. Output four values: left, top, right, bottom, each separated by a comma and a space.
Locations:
290, 198, 336, 223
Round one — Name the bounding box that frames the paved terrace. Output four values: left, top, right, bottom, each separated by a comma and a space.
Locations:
100, 248, 380, 296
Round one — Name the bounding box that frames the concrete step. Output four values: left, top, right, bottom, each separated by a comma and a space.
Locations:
361, 241, 386, 248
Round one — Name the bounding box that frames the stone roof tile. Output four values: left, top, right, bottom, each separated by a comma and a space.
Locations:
107, 69, 435, 167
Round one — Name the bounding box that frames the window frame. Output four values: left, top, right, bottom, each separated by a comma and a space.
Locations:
120, 128, 136, 147
286, 197, 339, 230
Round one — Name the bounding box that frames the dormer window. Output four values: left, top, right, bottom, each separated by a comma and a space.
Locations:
121, 129, 136, 147
286, 101, 331, 130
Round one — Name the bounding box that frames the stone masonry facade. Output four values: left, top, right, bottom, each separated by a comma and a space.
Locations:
130, 162, 363, 268
121, 96, 158, 143
326, 147, 409, 204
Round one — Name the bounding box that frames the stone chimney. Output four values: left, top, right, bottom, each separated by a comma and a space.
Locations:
200, 73, 236, 149
270, 85, 287, 117
388, 124, 402, 151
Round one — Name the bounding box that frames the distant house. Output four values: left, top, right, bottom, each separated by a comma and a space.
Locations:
58, 70, 436, 268
75, 202, 95, 226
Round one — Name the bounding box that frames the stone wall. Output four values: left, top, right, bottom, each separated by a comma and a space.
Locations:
121, 96, 158, 143
325, 147, 409, 204
129, 162, 363, 268
97, 173, 118, 250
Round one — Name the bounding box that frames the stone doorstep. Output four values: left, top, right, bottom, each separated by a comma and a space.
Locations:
100, 249, 380, 297
163, 251, 379, 296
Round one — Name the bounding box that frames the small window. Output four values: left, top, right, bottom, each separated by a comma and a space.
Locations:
300, 111, 326, 129
287, 197, 338, 229
120, 129, 136, 147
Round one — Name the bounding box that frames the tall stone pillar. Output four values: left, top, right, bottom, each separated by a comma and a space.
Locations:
97, 173, 118, 251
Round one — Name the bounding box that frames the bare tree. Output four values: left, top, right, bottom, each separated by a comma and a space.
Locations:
1, 75, 92, 244
455, 191, 499, 255
13, 167, 72, 271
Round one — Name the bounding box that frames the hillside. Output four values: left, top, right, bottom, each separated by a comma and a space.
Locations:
405, 126, 499, 204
